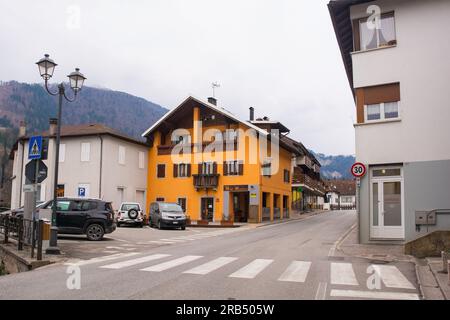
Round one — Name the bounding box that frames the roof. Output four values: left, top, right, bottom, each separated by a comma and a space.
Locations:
21, 123, 147, 146
328, 0, 374, 93
142, 96, 269, 138
326, 179, 356, 195
250, 120, 290, 134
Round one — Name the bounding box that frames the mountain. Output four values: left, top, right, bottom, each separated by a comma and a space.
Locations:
0, 81, 168, 139
310, 151, 356, 180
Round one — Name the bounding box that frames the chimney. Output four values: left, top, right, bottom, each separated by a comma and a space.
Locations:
49, 118, 58, 136
207, 97, 217, 106
249, 107, 254, 121
19, 120, 26, 137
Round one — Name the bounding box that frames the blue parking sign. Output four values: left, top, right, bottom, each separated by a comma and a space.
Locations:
78, 187, 86, 197
28, 136, 43, 160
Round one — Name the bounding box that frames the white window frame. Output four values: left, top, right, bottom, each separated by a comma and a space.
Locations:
59, 144, 66, 163
118, 145, 126, 165
138, 151, 145, 169
202, 162, 214, 175
80, 142, 90, 162
359, 13, 397, 51
364, 101, 400, 123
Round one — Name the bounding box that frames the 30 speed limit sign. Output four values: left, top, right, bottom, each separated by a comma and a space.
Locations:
351, 162, 366, 178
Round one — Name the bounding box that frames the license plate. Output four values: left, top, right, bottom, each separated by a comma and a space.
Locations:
173, 221, 178, 224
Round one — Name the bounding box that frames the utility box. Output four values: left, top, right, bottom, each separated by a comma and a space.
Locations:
415, 211, 437, 225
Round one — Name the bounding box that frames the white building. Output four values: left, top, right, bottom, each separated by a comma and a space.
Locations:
10, 120, 148, 212
329, 0, 450, 243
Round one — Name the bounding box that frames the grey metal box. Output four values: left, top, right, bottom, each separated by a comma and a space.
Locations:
415, 211, 437, 225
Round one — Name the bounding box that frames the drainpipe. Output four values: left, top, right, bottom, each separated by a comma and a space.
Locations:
98, 135, 103, 199
18, 141, 25, 207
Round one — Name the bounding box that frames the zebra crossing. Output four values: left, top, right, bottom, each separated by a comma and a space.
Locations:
89, 252, 419, 300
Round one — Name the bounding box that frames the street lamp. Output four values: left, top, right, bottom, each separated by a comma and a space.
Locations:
36, 54, 86, 255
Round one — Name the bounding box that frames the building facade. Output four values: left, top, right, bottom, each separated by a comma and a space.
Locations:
10, 121, 148, 212
329, 0, 450, 243
142, 96, 295, 224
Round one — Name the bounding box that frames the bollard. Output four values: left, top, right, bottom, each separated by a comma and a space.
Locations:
37, 220, 43, 261
3, 216, 8, 243
442, 251, 450, 274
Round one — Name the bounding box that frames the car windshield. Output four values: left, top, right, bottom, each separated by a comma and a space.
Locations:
160, 203, 183, 212
121, 204, 139, 211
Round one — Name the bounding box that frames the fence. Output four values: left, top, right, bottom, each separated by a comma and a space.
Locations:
0, 215, 45, 261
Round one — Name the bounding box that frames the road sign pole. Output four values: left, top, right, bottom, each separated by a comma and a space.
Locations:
46, 85, 64, 255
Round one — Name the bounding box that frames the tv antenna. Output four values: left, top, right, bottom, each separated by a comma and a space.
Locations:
211, 82, 220, 98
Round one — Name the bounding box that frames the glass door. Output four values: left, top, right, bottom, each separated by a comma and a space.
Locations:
201, 197, 214, 221
370, 172, 404, 239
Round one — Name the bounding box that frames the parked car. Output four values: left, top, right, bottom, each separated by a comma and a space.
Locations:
117, 202, 144, 227
37, 198, 116, 241
149, 202, 186, 230
0, 201, 46, 219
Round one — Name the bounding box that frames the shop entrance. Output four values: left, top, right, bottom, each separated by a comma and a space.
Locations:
231, 191, 249, 223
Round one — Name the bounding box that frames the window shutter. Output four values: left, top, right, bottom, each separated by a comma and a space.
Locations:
187, 164, 191, 177
223, 162, 228, 176
238, 161, 244, 175
213, 162, 217, 174
198, 163, 203, 175
173, 164, 178, 177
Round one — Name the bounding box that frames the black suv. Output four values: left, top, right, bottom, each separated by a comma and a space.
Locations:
40, 198, 116, 241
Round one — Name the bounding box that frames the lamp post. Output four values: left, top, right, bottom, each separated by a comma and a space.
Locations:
36, 54, 86, 254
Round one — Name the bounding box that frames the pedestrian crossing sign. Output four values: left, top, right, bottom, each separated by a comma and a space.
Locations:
28, 136, 43, 160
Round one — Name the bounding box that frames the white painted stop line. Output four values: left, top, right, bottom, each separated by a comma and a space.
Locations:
330, 262, 359, 286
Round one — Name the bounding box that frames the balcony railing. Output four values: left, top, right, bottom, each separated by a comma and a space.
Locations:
193, 174, 219, 189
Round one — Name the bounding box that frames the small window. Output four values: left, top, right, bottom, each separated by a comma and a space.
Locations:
175, 163, 190, 178
156, 197, 165, 202
372, 168, 401, 177
367, 104, 381, 121
81, 142, 90, 162
202, 162, 214, 175
59, 144, 66, 162
138, 151, 145, 169
365, 102, 399, 122
359, 13, 396, 51
224, 160, 243, 176
283, 169, 290, 183
177, 198, 187, 212
262, 160, 271, 177
157, 164, 165, 178
118, 146, 126, 165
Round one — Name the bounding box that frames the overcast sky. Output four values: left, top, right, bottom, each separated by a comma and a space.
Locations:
0, 0, 355, 155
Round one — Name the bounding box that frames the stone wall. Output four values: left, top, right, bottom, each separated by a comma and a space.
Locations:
405, 231, 450, 258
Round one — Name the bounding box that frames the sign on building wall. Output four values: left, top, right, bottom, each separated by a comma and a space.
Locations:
77, 184, 90, 198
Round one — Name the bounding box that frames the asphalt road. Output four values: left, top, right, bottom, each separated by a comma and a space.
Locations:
0, 210, 420, 300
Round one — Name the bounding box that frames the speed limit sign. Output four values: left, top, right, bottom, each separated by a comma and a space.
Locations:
351, 162, 366, 178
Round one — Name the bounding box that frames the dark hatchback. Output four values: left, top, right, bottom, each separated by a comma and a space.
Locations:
40, 198, 116, 241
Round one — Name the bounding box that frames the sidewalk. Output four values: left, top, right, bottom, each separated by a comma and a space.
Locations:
336, 226, 449, 300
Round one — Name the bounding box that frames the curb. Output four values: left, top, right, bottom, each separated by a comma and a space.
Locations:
255, 210, 328, 228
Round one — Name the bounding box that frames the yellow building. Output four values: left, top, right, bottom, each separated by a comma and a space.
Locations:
142, 96, 298, 224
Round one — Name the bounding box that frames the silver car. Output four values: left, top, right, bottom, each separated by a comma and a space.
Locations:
116, 202, 144, 227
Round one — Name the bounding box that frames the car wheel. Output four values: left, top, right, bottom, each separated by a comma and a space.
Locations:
181, 226, 186, 230
86, 224, 105, 241
138, 222, 143, 228
157, 219, 162, 230
117, 222, 121, 227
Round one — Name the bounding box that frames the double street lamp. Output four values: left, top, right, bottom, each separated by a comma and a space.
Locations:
36, 54, 86, 254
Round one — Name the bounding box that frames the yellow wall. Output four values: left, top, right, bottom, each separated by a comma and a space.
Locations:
146, 104, 292, 222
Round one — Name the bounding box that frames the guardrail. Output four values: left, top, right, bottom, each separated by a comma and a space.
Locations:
0, 215, 45, 261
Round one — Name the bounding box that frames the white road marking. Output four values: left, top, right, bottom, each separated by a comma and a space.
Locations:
328, 247, 336, 257
140, 255, 203, 272
278, 261, 311, 283
159, 238, 186, 242
100, 254, 171, 269
148, 240, 177, 245
372, 265, 416, 289
330, 263, 359, 286
66, 252, 139, 266
106, 246, 123, 250
228, 259, 273, 279
315, 282, 328, 300
330, 289, 419, 300
184, 257, 238, 275
103, 250, 119, 254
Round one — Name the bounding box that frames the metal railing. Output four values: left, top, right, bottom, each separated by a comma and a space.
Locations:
262, 207, 271, 221
0, 215, 44, 261
330, 204, 356, 210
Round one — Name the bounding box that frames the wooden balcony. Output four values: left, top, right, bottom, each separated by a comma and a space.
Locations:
193, 174, 220, 190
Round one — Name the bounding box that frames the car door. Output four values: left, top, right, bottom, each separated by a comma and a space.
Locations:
55, 200, 72, 230
59, 200, 89, 232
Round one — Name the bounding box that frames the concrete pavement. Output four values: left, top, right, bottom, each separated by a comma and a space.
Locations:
0, 210, 420, 300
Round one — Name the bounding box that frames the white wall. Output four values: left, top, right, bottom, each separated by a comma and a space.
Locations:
351, 0, 450, 164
